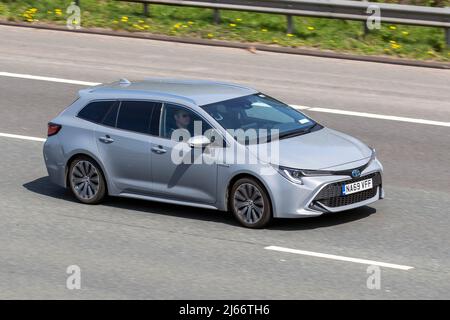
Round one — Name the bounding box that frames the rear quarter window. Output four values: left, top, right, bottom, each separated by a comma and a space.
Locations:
78, 101, 117, 123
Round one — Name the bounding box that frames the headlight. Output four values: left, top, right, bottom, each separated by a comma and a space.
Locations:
369, 147, 377, 164
278, 166, 332, 184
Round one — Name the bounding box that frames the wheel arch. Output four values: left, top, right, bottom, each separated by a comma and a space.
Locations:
225, 172, 274, 214
65, 152, 109, 194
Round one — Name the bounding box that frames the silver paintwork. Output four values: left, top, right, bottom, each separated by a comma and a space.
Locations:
43, 79, 383, 218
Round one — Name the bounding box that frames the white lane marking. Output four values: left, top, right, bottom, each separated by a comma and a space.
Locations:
0, 71, 449, 128
291, 105, 450, 127
0, 72, 101, 86
0, 132, 45, 142
265, 246, 414, 271
291, 105, 310, 110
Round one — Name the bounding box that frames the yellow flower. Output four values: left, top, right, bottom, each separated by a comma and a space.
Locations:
389, 25, 397, 30
121, 16, 128, 21
47, 10, 52, 14
427, 50, 434, 55
229, 23, 236, 27
113, 20, 118, 24
143, 25, 150, 29
389, 40, 396, 44
402, 31, 409, 36
261, 28, 268, 32
188, 21, 194, 25
133, 24, 143, 30
307, 26, 315, 31
30, 8, 37, 13
235, 18, 242, 22
207, 33, 214, 38
27, 18, 33, 22
138, 20, 145, 23
272, 39, 279, 43
182, 24, 188, 28
286, 33, 294, 37
391, 43, 401, 50
173, 23, 181, 29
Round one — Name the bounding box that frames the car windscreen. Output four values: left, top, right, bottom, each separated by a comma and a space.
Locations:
200, 93, 321, 144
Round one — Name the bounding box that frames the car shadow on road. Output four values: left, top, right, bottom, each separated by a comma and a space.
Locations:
22, 176, 239, 227
23, 176, 377, 230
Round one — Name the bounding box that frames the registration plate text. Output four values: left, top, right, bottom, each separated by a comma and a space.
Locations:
342, 178, 373, 195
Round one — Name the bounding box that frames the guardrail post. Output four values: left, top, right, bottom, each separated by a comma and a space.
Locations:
286, 15, 294, 34
213, 8, 220, 24
143, 3, 150, 17
363, 22, 369, 36
446, 28, 450, 47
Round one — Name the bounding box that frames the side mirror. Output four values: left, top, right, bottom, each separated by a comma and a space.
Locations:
187, 135, 211, 148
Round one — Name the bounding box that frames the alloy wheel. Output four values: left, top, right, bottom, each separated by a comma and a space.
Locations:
71, 160, 100, 200
233, 183, 265, 224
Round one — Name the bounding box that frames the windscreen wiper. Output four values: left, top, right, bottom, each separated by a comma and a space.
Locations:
279, 123, 319, 140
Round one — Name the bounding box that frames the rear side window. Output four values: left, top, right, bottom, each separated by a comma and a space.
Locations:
78, 101, 116, 124
102, 103, 119, 127
116, 101, 159, 134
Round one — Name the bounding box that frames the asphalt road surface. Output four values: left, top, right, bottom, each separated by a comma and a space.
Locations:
0, 25, 450, 299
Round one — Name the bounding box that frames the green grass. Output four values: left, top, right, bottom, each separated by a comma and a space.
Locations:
0, 0, 449, 61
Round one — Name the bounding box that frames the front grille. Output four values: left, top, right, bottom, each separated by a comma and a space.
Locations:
312, 172, 381, 208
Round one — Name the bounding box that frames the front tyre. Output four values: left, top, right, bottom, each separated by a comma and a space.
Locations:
68, 156, 106, 204
230, 177, 272, 228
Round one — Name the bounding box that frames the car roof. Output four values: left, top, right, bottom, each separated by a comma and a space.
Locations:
79, 78, 258, 106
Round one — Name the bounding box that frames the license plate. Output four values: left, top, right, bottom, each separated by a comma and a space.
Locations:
342, 178, 373, 195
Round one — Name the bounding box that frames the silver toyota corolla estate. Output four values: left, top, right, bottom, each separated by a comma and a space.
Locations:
43, 78, 383, 228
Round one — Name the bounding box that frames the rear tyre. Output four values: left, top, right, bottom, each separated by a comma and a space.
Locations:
68, 156, 106, 204
230, 177, 272, 228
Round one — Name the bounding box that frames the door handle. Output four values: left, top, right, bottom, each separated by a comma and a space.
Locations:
99, 135, 114, 144
151, 146, 167, 154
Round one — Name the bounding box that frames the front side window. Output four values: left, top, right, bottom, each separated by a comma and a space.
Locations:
160, 104, 212, 141
116, 101, 159, 134
78, 100, 116, 124
201, 93, 321, 143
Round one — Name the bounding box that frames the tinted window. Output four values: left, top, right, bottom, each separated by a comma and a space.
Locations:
149, 104, 162, 136
102, 103, 119, 127
78, 101, 116, 123
116, 101, 158, 134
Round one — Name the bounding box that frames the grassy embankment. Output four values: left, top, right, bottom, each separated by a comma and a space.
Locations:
0, 0, 448, 61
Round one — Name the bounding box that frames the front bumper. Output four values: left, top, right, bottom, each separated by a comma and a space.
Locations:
268, 158, 384, 218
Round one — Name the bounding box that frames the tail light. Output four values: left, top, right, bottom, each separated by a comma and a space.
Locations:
47, 123, 62, 137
